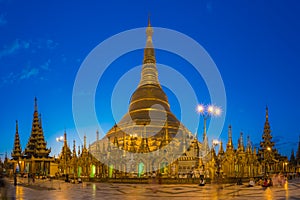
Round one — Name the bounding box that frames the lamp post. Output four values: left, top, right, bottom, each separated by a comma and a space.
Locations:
196, 105, 221, 133
196, 104, 221, 180
196, 104, 221, 152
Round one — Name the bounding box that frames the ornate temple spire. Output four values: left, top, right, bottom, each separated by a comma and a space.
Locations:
96, 130, 99, 141
218, 140, 224, 155
34, 96, 38, 111
64, 130, 67, 147
226, 125, 234, 150
246, 135, 252, 153
84, 134, 87, 150
78, 145, 81, 156
12, 120, 22, 160
59, 130, 71, 162
73, 140, 77, 157
260, 106, 274, 150
238, 132, 244, 152
139, 17, 160, 86
24, 97, 50, 158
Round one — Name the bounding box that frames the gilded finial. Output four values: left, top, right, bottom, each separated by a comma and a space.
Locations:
148, 13, 151, 27
96, 130, 99, 141
266, 106, 269, 120
64, 130, 67, 145
34, 97, 38, 111
16, 120, 18, 132
73, 140, 76, 155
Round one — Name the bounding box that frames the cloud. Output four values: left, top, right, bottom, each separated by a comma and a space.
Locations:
0, 38, 58, 85
0, 38, 59, 60
20, 67, 39, 80
40, 59, 51, 71
19, 59, 52, 80
1, 72, 17, 85
0, 39, 30, 59
46, 39, 58, 49
1, 59, 52, 84
0, 14, 7, 26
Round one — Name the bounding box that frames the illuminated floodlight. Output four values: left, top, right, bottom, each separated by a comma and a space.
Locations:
197, 104, 205, 113
56, 136, 64, 142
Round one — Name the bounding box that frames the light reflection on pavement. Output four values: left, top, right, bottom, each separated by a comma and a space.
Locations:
1, 178, 300, 200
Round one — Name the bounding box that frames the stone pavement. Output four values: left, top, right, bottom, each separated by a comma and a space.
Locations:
1, 177, 300, 200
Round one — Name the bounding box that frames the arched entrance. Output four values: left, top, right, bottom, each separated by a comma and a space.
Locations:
109, 164, 114, 178
160, 161, 168, 174
90, 164, 96, 178
138, 162, 145, 177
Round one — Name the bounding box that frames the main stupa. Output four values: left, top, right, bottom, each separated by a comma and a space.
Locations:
90, 20, 200, 177
101, 19, 196, 154
90, 20, 201, 172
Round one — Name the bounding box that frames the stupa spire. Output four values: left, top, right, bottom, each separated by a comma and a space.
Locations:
139, 17, 159, 86
266, 106, 269, 121
24, 97, 50, 158
238, 132, 244, 151
226, 125, 234, 151
260, 106, 274, 149
12, 120, 22, 160
73, 140, 77, 157
84, 134, 87, 150
246, 135, 252, 153
64, 130, 67, 147
218, 140, 224, 155
34, 96, 38, 112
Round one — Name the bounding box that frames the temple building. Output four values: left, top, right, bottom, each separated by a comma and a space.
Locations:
8, 98, 54, 176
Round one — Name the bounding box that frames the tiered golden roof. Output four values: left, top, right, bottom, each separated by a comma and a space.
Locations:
24, 97, 51, 158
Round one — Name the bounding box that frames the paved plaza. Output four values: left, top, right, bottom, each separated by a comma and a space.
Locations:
1, 178, 300, 200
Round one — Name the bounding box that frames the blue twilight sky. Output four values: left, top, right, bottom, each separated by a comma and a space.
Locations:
0, 0, 300, 159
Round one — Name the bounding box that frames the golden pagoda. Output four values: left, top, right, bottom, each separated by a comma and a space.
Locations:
9, 98, 54, 176
11, 120, 22, 160
90, 19, 199, 177
106, 19, 186, 149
